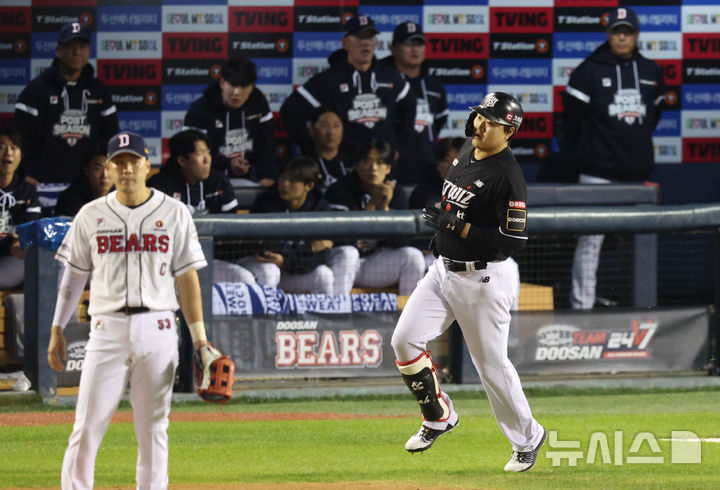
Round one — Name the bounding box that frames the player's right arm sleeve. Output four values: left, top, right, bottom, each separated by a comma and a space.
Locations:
12, 87, 42, 177
97, 83, 119, 142
255, 96, 277, 180
183, 99, 204, 130
560, 64, 591, 155
395, 79, 416, 134
51, 266, 90, 329
280, 82, 321, 152
220, 176, 238, 213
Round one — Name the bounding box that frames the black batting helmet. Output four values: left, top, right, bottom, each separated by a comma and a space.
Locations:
465, 92, 523, 137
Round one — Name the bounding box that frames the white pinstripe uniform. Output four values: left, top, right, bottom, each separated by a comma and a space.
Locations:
55, 190, 206, 490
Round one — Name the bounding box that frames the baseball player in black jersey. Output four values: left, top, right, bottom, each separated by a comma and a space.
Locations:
391, 93, 546, 472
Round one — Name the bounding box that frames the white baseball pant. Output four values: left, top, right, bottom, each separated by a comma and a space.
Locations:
61, 311, 178, 490
571, 174, 611, 309
276, 245, 360, 294
392, 256, 543, 452
355, 247, 425, 296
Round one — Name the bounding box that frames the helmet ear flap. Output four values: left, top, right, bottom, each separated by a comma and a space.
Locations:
464, 111, 476, 138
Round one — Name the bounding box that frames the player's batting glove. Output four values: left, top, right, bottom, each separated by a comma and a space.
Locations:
422, 207, 467, 238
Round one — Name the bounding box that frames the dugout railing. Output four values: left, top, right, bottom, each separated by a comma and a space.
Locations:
22, 202, 720, 398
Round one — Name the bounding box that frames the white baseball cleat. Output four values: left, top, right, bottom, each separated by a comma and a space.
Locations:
504, 428, 547, 472
405, 419, 459, 453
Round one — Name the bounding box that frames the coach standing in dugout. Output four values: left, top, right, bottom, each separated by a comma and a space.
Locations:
280, 15, 415, 158
391, 93, 546, 472
380, 21, 449, 185
12, 22, 118, 212
562, 7, 666, 310
47, 131, 226, 489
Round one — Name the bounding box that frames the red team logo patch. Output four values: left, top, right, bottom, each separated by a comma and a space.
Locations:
508, 200, 526, 209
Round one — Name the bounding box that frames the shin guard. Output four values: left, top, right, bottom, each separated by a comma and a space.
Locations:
397, 352, 450, 422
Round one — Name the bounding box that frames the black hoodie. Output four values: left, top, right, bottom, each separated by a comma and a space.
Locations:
379, 55, 448, 185
12, 58, 118, 183
54, 175, 113, 217
562, 41, 666, 182
249, 183, 331, 274
1, 174, 41, 256
184, 83, 276, 183
147, 159, 238, 216
280, 49, 415, 156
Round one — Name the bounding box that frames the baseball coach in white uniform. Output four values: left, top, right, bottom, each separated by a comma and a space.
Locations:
47, 131, 212, 489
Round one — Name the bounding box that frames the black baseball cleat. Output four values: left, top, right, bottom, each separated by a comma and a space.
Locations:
405, 419, 459, 453
504, 428, 547, 472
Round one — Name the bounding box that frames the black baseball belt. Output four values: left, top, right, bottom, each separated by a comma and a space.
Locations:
115, 306, 151, 315
442, 258, 488, 272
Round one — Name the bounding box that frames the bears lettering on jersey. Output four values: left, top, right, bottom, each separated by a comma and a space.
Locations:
96, 233, 170, 253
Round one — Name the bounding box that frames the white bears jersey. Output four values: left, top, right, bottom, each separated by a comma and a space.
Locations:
55, 190, 207, 316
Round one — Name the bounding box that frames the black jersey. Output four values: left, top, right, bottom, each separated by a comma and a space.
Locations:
433, 141, 527, 262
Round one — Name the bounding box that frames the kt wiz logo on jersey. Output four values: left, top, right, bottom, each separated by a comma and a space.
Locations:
96, 233, 170, 253
442, 180, 478, 208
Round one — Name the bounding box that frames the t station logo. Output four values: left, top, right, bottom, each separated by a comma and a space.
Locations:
293, 7, 356, 32
426, 59, 486, 84
490, 34, 552, 58
0, 35, 29, 58
32, 7, 94, 32
230, 33, 292, 58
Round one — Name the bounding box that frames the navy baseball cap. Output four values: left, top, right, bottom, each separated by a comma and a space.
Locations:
107, 132, 149, 160
344, 15, 379, 38
607, 7, 639, 31
57, 22, 91, 44
392, 22, 425, 45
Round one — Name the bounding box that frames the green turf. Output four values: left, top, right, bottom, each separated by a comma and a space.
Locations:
1, 389, 719, 488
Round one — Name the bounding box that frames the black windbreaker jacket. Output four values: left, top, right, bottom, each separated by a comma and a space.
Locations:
13, 59, 118, 183
379, 56, 449, 184
280, 49, 415, 156
562, 42, 666, 182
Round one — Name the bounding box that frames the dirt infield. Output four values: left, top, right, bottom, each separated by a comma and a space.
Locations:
0, 411, 412, 426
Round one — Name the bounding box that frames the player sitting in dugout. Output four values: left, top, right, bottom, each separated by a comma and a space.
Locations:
148, 129, 277, 287
0, 124, 42, 289
305, 107, 351, 190
55, 143, 114, 217
324, 138, 425, 296
248, 156, 359, 295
